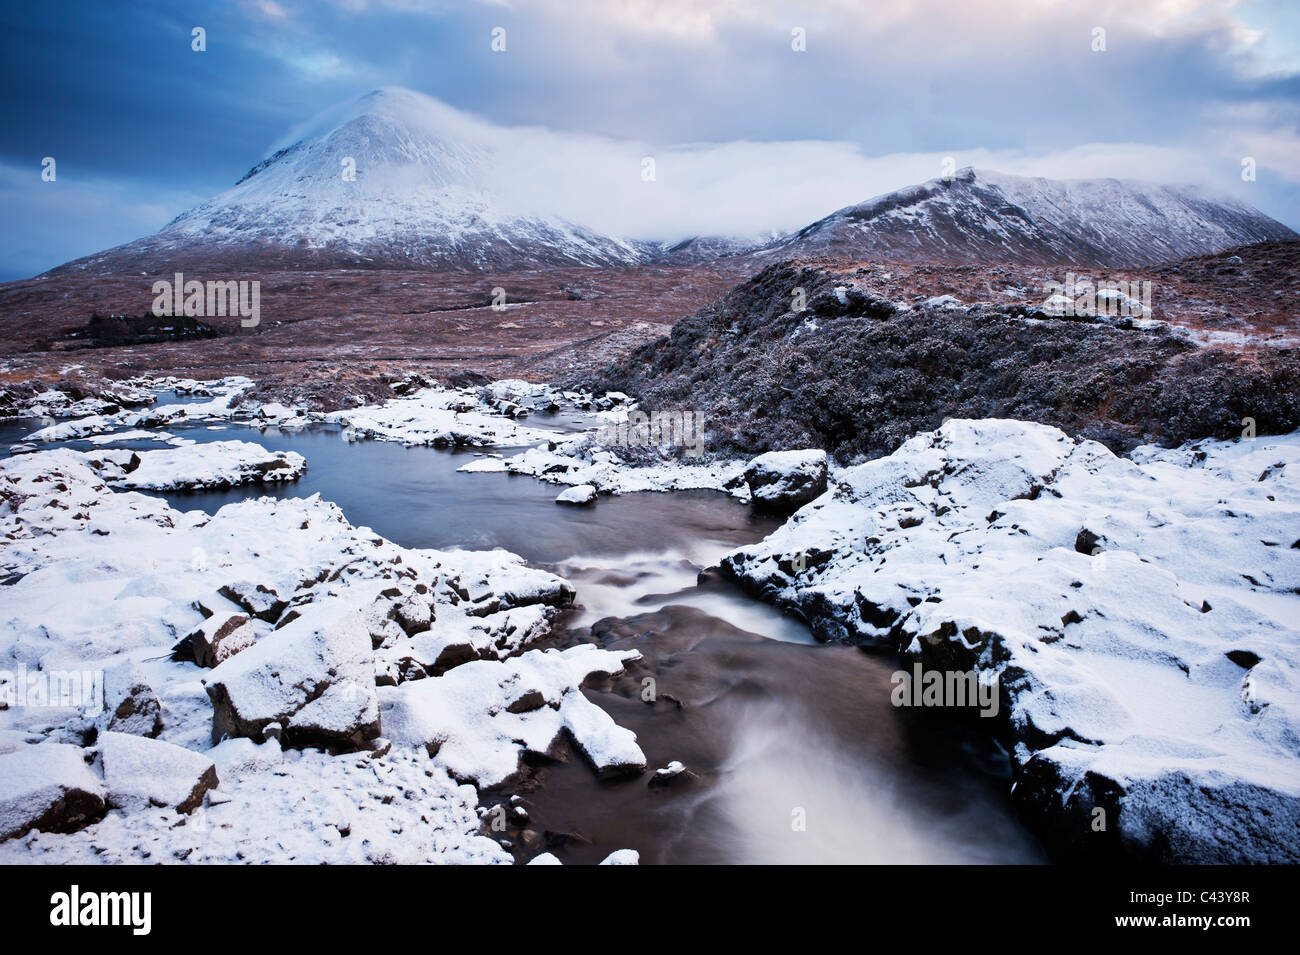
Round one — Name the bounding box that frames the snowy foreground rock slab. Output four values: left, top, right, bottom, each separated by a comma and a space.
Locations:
0, 448, 641, 863
0, 744, 107, 840
721, 419, 1300, 862
98, 732, 217, 813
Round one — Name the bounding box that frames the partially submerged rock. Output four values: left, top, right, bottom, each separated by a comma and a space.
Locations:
649, 760, 694, 788
599, 848, 640, 865
555, 484, 597, 506
326, 385, 553, 448
94, 440, 305, 491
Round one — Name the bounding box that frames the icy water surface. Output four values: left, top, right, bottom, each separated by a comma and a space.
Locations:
2, 409, 1047, 864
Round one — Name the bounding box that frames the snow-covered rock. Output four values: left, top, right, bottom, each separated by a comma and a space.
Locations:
98, 732, 217, 813
379, 644, 644, 786
0, 743, 106, 840
743, 449, 828, 510
649, 760, 694, 788
95, 659, 163, 738
180, 613, 257, 669
205, 604, 380, 748
503, 437, 748, 498
216, 581, 288, 623
721, 419, 1300, 862
19, 378, 256, 442
457, 456, 508, 473
27, 415, 117, 442
555, 484, 597, 506
327, 385, 553, 449
16, 384, 153, 422
599, 849, 640, 865
562, 689, 646, 776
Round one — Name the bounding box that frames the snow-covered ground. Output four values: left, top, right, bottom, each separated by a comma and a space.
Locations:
720, 419, 1300, 862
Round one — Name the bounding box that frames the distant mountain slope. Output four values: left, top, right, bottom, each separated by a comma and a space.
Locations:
753, 167, 1297, 267
53, 87, 648, 275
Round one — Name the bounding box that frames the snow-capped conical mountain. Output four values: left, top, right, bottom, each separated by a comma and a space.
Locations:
755, 167, 1296, 267
59, 87, 647, 274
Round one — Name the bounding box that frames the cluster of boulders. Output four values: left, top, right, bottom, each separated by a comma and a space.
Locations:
0, 667, 219, 840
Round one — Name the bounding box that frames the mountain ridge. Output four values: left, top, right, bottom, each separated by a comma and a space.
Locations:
41, 88, 1297, 276
754, 166, 1296, 267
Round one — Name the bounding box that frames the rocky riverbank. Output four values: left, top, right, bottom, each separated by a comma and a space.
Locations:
718, 418, 1300, 862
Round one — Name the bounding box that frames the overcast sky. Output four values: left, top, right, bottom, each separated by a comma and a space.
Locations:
2, 0, 1298, 280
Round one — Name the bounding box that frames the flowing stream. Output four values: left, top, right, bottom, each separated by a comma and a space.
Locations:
2, 404, 1047, 864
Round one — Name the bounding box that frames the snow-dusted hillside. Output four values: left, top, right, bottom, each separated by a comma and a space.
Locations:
62, 88, 649, 274
758, 167, 1297, 267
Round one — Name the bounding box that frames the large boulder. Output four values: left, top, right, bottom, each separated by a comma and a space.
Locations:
98, 731, 218, 814
0, 743, 106, 840
743, 450, 828, 510
204, 604, 380, 748
379, 645, 642, 787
